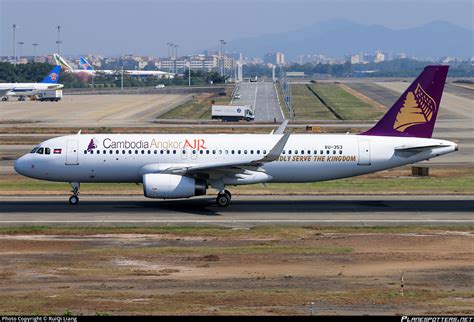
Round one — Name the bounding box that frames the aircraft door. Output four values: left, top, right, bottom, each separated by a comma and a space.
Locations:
357, 140, 371, 165
66, 140, 79, 165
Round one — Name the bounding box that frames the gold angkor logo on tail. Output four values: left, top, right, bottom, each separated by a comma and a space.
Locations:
394, 83, 437, 132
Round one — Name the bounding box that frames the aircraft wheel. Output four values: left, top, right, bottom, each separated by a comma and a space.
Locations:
216, 193, 230, 207
224, 189, 232, 199
69, 195, 79, 205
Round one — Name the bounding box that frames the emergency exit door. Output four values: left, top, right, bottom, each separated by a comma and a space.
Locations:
66, 140, 79, 165
357, 140, 371, 165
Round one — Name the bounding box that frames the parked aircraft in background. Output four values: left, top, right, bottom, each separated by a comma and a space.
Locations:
14, 66, 456, 207
0, 65, 63, 101
53, 54, 174, 78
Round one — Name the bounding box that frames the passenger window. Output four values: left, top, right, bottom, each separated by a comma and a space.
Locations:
218, 150, 222, 154
97, 150, 101, 154
166, 150, 170, 154
135, 150, 138, 154
231, 150, 235, 154
288, 150, 291, 155
238, 150, 241, 154
147, 150, 151, 154
294, 150, 298, 155
109, 150, 113, 154
206, 150, 210, 154
154, 150, 157, 154
257, 150, 260, 154
173, 150, 176, 154
212, 150, 216, 154
282, 150, 285, 155
263, 150, 267, 154
225, 150, 228, 154
250, 150, 254, 154
193, 150, 196, 154
122, 150, 125, 154
84, 150, 87, 154
326, 150, 330, 154
115, 150, 119, 154
333, 150, 336, 154
314, 150, 317, 155
141, 150, 144, 154
199, 150, 203, 154
307, 150, 311, 155
339, 150, 343, 154
320, 150, 323, 154
244, 150, 247, 154
160, 150, 164, 154
301, 150, 304, 155
182, 150, 186, 154
103, 150, 106, 154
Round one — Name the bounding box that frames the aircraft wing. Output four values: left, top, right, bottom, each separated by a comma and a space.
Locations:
152, 132, 290, 177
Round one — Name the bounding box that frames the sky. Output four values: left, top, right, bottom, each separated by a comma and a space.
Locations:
0, 0, 472, 57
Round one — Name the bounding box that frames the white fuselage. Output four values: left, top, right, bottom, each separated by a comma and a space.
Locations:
14, 133, 457, 184
0, 82, 64, 96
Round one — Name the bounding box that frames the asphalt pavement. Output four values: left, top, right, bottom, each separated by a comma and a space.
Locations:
232, 81, 284, 122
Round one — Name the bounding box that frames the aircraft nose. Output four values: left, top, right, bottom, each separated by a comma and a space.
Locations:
14, 155, 29, 176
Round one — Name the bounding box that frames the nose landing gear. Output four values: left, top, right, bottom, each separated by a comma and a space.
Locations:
69, 182, 80, 205
216, 189, 232, 207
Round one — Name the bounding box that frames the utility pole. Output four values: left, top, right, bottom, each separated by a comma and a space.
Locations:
17, 42, 24, 62
32, 43, 39, 60
188, 60, 191, 87
219, 40, 226, 77
166, 42, 171, 58
121, 66, 124, 91
12, 24, 18, 62
56, 25, 62, 54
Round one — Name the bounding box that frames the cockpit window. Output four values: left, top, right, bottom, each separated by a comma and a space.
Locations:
45, 148, 51, 155
30, 147, 39, 153
36, 147, 44, 154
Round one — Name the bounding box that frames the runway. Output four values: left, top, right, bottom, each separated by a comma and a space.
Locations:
233, 81, 284, 122
0, 195, 472, 227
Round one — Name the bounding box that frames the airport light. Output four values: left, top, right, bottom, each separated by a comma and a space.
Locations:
56, 25, 62, 55
12, 24, 18, 62
17, 42, 24, 61
32, 43, 39, 60
166, 42, 172, 58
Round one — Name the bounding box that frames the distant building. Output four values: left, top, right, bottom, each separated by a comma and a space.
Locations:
374, 51, 385, 63
263, 52, 285, 65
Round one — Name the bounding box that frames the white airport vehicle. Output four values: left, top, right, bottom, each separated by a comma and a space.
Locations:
0, 66, 63, 100
54, 54, 175, 79
250, 76, 258, 82
14, 66, 456, 207
211, 105, 254, 122
234, 93, 241, 99
36, 90, 63, 102
155, 84, 166, 88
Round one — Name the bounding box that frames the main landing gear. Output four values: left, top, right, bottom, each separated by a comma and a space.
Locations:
69, 182, 80, 205
216, 189, 232, 207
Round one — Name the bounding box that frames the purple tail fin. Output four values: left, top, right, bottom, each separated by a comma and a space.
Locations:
362, 65, 449, 138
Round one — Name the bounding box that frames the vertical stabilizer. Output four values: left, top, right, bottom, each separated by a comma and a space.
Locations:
362, 65, 448, 138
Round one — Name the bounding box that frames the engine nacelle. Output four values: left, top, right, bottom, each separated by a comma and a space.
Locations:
143, 173, 206, 199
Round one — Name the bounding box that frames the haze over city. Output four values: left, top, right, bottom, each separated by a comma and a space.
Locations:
1, 0, 472, 57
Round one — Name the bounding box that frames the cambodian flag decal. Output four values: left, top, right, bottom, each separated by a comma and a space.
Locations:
53, 148, 62, 154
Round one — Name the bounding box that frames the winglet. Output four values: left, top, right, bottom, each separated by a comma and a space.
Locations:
273, 120, 288, 135
259, 132, 290, 162
77, 129, 82, 135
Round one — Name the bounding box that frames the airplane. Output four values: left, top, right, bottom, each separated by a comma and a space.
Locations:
14, 65, 457, 207
0, 65, 63, 101
53, 54, 174, 78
